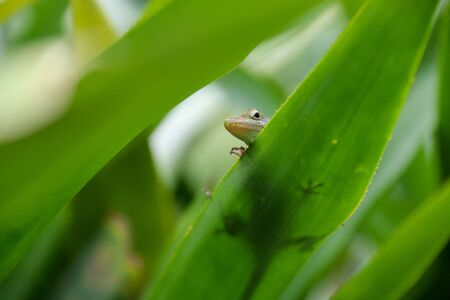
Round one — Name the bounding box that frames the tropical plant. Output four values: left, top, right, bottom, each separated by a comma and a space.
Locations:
0, 0, 449, 299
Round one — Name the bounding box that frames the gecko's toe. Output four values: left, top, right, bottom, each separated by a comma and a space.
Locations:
230, 146, 246, 157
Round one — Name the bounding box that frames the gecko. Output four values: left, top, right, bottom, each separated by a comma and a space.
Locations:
224, 108, 269, 156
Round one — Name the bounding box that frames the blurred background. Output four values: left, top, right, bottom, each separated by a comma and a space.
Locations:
0, 0, 448, 299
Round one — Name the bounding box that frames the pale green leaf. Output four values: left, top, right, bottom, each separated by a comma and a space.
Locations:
71, 0, 117, 64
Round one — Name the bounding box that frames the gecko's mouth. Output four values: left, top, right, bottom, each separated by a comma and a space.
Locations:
224, 117, 250, 131
224, 117, 260, 145
224, 117, 262, 131
223, 117, 238, 129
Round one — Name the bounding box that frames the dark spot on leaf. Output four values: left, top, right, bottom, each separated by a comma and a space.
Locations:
298, 179, 324, 197
218, 212, 246, 237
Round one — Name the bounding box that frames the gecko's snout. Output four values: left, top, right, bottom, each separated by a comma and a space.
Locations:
223, 117, 236, 131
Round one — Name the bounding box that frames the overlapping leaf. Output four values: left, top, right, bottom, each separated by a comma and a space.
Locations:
0, 0, 322, 279
333, 180, 450, 300
148, 0, 440, 299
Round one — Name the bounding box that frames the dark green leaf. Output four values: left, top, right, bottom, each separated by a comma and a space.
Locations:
0, 0, 322, 279
282, 50, 440, 299
148, 0, 440, 298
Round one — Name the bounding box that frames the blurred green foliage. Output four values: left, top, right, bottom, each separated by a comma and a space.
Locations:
0, 0, 449, 299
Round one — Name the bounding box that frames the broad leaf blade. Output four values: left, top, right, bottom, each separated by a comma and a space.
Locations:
0, 0, 322, 279
148, 0, 440, 299
333, 180, 450, 300
282, 52, 440, 299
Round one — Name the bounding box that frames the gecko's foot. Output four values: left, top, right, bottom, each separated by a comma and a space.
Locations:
299, 179, 323, 197
230, 146, 246, 157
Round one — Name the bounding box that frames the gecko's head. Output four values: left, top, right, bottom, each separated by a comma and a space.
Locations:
224, 108, 269, 145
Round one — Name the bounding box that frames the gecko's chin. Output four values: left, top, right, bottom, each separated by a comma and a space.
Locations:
223, 117, 237, 130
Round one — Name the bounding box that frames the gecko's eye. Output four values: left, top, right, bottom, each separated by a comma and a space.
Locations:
251, 111, 261, 119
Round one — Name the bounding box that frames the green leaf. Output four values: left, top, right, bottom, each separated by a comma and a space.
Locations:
0, 0, 323, 280
0, 212, 69, 300
282, 50, 440, 299
69, 3, 174, 282
147, 0, 440, 299
340, 0, 365, 17
142, 0, 173, 20
360, 146, 440, 243
333, 180, 450, 300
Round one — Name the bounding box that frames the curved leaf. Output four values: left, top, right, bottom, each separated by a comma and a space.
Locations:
148, 0, 440, 299
0, 0, 323, 279
333, 180, 450, 300
282, 51, 439, 299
